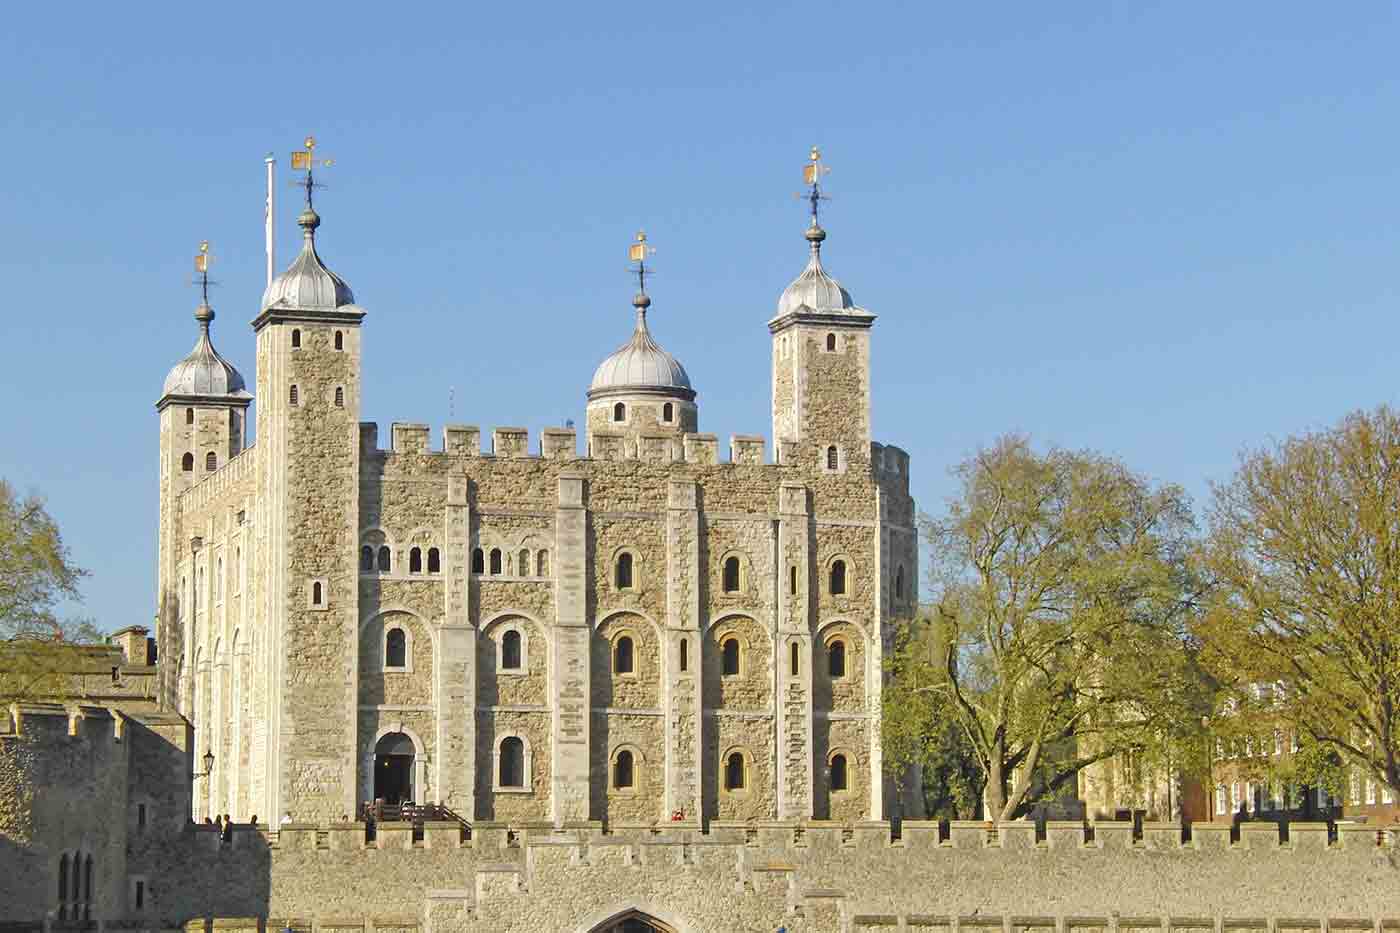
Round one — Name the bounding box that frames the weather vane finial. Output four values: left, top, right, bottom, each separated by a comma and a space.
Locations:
628, 230, 656, 298
193, 240, 214, 306
800, 145, 830, 229
290, 135, 334, 210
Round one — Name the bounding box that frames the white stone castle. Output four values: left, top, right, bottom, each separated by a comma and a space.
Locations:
154, 147, 918, 829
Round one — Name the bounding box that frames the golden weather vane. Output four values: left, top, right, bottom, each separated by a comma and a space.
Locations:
799, 145, 831, 226
629, 229, 656, 295
193, 240, 215, 305
290, 135, 334, 209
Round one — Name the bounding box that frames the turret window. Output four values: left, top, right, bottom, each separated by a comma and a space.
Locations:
311, 581, 323, 606
789, 565, 798, 596
613, 402, 626, 422
409, 547, 422, 574
334, 330, 343, 351
790, 641, 800, 676
181, 453, 194, 472
185, 408, 194, 425
205, 452, 217, 472
827, 445, 839, 471
291, 329, 301, 349
427, 548, 441, 574
334, 386, 344, 408
662, 402, 674, 423
679, 637, 689, 672
289, 384, 299, 406
826, 333, 837, 352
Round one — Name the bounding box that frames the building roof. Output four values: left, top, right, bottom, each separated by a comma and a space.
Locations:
588, 295, 695, 400
161, 303, 250, 401
774, 224, 864, 320
260, 208, 355, 311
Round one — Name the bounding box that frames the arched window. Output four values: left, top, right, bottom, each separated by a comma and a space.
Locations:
377, 546, 391, 572
614, 636, 634, 674
409, 547, 423, 574
502, 630, 522, 670
360, 546, 374, 572
613, 402, 626, 422
679, 638, 688, 672
536, 549, 549, 576
721, 637, 740, 676
827, 445, 839, 471
185, 407, 194, 425
725, 751, 745, 790
291, 328, 301, 349
472, 548, 484, 574
789, 565, 798, 596
517, 548, 529, 577
385, 628, 407, 668
334, 330, 343, 350
828, 639, 846, 678
312, 581, 323, 605
489, 548, 502, 575
181, 452, 193, 472
826, 333, 836, 351
829, 559, 846, 595
289, 384, 299, 406
615, 552, 634, 589
830, 753, 848, 791
205, 451, 217, 471
499, 736, 525, 787
614, 749, 634, 789
722, 556, 741, 593
427, 547, 440, 573
334, 386, 344, 408
895, 566, 904, 600
790, 641, 800, 676
662, 402, 673, 423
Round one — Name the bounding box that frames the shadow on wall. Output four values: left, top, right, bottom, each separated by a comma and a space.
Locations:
147, 826, 273, 929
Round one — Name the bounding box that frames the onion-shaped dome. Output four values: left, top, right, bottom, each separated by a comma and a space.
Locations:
588, 295, 695, 400
162, 304, 250, 399
260, 208, 354, 311
774, 224, 862, 319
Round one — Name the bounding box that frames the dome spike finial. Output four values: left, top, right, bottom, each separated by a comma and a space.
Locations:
628, 229, 656, 322
290, 134, 333, 237
191, 240, 216, 331
798, 145, 831, 249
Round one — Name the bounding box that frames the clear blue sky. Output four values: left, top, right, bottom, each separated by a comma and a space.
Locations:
3, 3, 1399, 631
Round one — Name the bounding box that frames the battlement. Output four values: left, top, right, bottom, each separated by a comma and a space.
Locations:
176, 442, 258, 514
1, 702, 126, 742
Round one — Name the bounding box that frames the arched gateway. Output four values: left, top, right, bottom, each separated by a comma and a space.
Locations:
588, 909, 678, 933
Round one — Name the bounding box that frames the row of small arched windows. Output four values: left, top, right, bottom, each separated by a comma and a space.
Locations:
715, 635, 849, 678
56, 851, 94, 921
472, 546, 549, 578
289, 328, 345, 351
287, 385, 345, 407
180, 451, 220, 472
610, 401, 676, 423
360, 545, 441, 574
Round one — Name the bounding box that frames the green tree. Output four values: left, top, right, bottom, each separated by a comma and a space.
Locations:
1196, 405, 1400, 801
919, 436, 1208, 822
0, 479, 97, 703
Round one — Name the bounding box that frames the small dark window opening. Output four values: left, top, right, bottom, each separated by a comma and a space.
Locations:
790, 641, 800, 676
827, 445, 839, 470
499, 736, 524, 787
58, 854, 68, 906
377, 546, 391, 572
615, 636, 634, 674
828, 640, 846, 678
289, 384, 299, 406
360, 546, 374, 572
725, 752, 745, 790
517, 548, 529, 576
291, 328, 301, 349
721, 638, 740, 676
722, 556, 741, 593
789, 565, 798, 595
427, 547, 440, 573
662, 402, 674, 423
826, 333, 836, 351
181, 453, 194, 472
334, 330, 343, 350
334, 386, 344, 408
502, 630, 522, 669
489, 548, 502, 575
679, 638, 688, 672
615, 552, 633, 589
135, 880, 145, 910
830, 559, 846, 595
71, 853, 80, 902
409, 547, 423, 574
614, 750, 635, 789
385, 628, 407, 667
205, 451, 217, 472
137, 803, 147, 831
830, 754, 848, 791
895, 566, 904, 600
312, 581, 323, 605
613, 401, 626, 422
185, 408, 194, 425
472, 548, 485, 574
84, 854, 92, 904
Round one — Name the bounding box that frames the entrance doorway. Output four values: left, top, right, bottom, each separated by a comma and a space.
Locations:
373, 732, 415, 804
589, 910, 676, 933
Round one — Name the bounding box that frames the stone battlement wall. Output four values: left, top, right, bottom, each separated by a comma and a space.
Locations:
141, 819, 1400, 932
174, 442, 259, 515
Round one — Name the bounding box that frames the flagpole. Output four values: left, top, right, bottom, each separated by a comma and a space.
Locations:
264, 154, 276, 286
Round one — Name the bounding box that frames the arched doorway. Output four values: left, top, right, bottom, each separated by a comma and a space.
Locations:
374, 732, 415, 804
589, 910, 676, 933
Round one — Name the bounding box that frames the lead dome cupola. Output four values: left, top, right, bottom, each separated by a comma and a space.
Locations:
773, 223, 864, 319
259, 207, 354, 311
588, 293, 695, 400
161, 302, 250, 400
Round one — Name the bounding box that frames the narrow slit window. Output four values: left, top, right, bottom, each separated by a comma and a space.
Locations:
725, 752, 745, 790
334, 386, 344, 408
427, 547, 440, 573
679, 638, 688, 672
385, 628, 406, 667
489, 548, 502, 575
291, 328, 301, 348
182, 453, 194, 472
721, 637, 740, 676
409, 547, 422, 574
289, 384, 299, 406
789, 565, 798, 596
58, 854, 68, 907
790, 641, 800, 676
827, 445, 839, 471
895, 566, 904, 600
826, 333, 836, 351
137, 803, 146, 830
828, 639, 846, 678
185, 407, 194, 425
615, 552, 633, 589
502, 629, 522, 669
472, 548, 485, 574
614, 636, 634, 674
499, 737, 524, 787
722, 556, 740, 593
829, 559, 846, 595
313, 580, 323, 606
135, 880, 144, 910
830, 754, 848, 791
377, 546, 391, 573
662, 402, 674, 423
334, 330, 343, 350
614, 749, 634, 789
